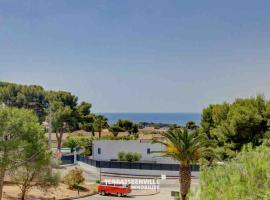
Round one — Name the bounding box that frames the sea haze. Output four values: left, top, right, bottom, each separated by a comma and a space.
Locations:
98, 113, 201, 126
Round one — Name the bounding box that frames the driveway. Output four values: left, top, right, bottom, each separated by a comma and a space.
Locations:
60, 164, 199, 200
80, 177, 199, 200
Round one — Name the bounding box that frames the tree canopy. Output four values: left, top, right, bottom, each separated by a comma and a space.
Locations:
0, 107, 49, 200
0, 82, 47, 122
0, 82, 109, 150
116, 119, 139, 134
200, 95, 270, 160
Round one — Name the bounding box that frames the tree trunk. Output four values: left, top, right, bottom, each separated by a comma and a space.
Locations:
179, 165, 191, 200
112, 132, 118, 137
98, 130, 101, 138
0, 170, 6, 200
56, 129, 63, 151
20, 188, 27, 200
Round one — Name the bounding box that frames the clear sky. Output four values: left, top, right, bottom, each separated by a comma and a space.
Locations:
0, 0, 270, 113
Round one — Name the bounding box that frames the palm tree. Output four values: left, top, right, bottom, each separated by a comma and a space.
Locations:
153, 128, 212, 200
94, 115, 108, 138
109, 124, 124, 137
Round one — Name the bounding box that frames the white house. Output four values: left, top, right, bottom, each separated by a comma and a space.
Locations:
92, 140, 177, 164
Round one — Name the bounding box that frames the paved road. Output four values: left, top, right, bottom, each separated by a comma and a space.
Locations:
80, 178, 199, 200
60, 165, 199, 200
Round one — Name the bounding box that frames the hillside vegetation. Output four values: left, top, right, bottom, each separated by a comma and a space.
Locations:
196, 144, 270, 200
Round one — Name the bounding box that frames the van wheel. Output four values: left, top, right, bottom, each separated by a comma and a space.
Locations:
117, 193, 122, 197
101, 191, 105, 196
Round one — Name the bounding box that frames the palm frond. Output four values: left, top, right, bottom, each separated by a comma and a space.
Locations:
153, 128, 214, 165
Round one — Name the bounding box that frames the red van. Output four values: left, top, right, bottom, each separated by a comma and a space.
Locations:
98, 182, 132, 197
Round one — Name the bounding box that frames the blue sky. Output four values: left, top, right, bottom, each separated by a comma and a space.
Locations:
0, 0, 270, 112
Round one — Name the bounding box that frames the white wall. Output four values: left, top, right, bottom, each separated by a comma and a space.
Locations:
92, 140, 177, 164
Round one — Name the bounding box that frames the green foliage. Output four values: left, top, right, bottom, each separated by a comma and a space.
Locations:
99, 134, 138, 140
154, 128, 213, 165
0, 107, 50, 199
63, 167, 85, 189
118, 152, 126, 161
109, 124, 125, 137
117, 152, 142, 162
94, 115, 108, 137
76, 101, 91, 116
63, 137, 78, 152
0, 107, 46, 171
0, 82, 48, 122
76, 102, 95, 135
200, 95, 270, 160
185, 121, 198, 130
154, 128, 213, 199
0, 82, 107, 141
47, 91, 78, 131
63, 136, 94, 156
9, 162, 60, 200
133, 152, 142, 161
125, 152, 134, 162
116, 119, 139, 134
196, 145, 270, 200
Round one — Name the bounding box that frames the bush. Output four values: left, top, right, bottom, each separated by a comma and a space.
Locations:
63, 167, 85, 189
195, 144, 270, 200
133, 153, 142, 161
125, 152, 134, 162
118, 152, 126, 161
117, 152, 142, 162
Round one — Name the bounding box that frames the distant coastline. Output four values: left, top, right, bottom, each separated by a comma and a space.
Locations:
98, 113, 201, 125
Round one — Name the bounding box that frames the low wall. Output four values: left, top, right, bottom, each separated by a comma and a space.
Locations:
78, 160, 199, 177
77, 155, 200, 171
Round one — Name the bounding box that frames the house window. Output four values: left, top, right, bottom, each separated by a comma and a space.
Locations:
98, 148, 101, 154
147, 148, 151, 154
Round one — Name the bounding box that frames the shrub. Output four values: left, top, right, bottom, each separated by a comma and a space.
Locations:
117, 152, 142, 162
118, 152, 126, 161
63, 167, 85, 189
133, 153, 142, 161
125, 152, 134, 162
194, 144, 270, 200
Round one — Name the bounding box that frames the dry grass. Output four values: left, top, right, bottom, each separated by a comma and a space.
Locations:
3, 182, 97, 200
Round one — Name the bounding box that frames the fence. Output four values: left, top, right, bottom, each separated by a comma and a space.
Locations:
61, 155, 74, 165
77, 155, 200, 171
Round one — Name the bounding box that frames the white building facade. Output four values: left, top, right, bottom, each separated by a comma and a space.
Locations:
92, 140, 177, 164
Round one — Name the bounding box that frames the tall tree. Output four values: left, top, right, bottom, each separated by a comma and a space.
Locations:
47, 91, 78, 150
154, 128, 212, 200
0, 107, 47, 200
9, 140, 59, 200
0, 82, 48, 122
76, 102, 95, 135
116, 119, 139, 134
109, 124, 124, 137
200, 95, 268, 159
94, 115, 108, 138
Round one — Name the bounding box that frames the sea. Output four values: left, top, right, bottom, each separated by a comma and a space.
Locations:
99, 113, 201, 126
